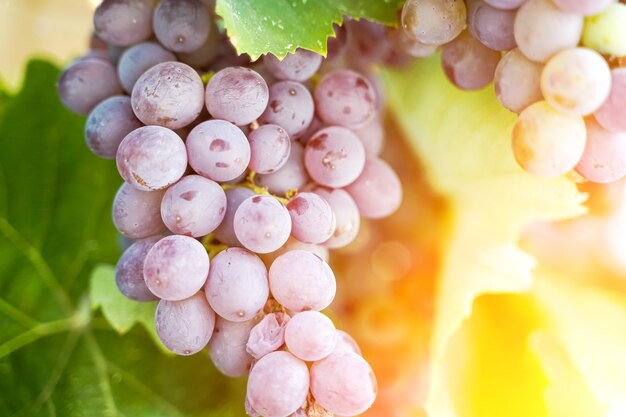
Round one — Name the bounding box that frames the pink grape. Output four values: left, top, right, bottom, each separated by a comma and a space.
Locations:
309, 186, 361, 249
310, 350, 377, 416
540, 47, 611, 116
514, 0, 583, 63
575, 117, 626, 183
256, 141, 310, 195
595, 68, 626, 133
248, 124, 292, 174
269, 250, 336, 312
351, 114, 385, 155
116, 126, 187, 191
335, 330, 362, 356
512, 100, 586, 177
205, 67, 269, 126
387, 27, 439, 59
155, 291, 215, 355
304, 126, 366, 188
260, 81, 315, 139
205, 248, 269, 321
247, 351, 310, 417
553, 0, 616, 15
143, 235, 210, 300
484, 0, 526, 9
286, 192, 336, 244
284, 311, 337, 361
345, 157, 403, 219
131, 61, 205, 129
494, 48, 544, 113
260, 237, 330, 267
160, 175, 227, 237
234, 195, 292, 254
209, 316, 257, 377
186, 119, 251, 182
213, 187, 257, 247
314, 69, 377, 128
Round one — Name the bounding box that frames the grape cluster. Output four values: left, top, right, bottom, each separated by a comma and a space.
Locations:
57, 1, 405, 417
397, 0, 626, 183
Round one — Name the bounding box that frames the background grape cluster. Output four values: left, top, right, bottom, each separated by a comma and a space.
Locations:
56, 1, 408, 417
395, 0, 626, 183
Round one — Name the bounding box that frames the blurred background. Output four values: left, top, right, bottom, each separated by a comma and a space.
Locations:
0, 0, 95, 89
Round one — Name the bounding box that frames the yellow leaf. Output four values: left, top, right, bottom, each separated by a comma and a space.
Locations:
533, 269, 626, 407
380, 55, 586, 416
439, 294, 547, 417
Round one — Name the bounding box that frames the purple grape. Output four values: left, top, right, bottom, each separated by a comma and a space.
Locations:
131, 61, 205, 129
263, 48, 322, 82
85, 96, 142, 159
205, 67, 269, 126
57, 58, 122, 115
176, 23, 220, 68
116, 126, 187, 191
160, 175, 227, 237
186, 119, 251, 182
112, 182, 166, 239
153, 0, 211, 53
93, 0, 154, 47
260, 81, 315, 139
117, 41, 176, 93
441, 31, 501, 91
467, 0, 517, 51
115, 235, 162, 301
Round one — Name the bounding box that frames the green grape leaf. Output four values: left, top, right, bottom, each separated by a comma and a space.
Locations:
215, 0, 403, 59
89, 264, 169, 353
0, 61, 245, 417
380, 56, 587, 417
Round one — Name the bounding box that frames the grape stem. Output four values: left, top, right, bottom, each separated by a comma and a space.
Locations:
221, 171, 293, 205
